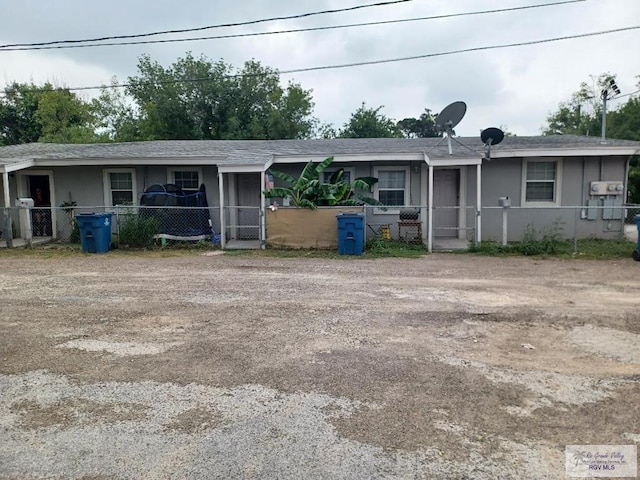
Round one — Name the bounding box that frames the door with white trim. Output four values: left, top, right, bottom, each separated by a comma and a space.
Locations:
236, 174, 261, 240
433, 169, 459, 238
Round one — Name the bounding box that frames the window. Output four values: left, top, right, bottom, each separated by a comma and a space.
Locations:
103, 169, 137, 206
168, 168, 202, 193
522, 159, 562, 205
323, 168, 354, 184
373, 167, 409, 212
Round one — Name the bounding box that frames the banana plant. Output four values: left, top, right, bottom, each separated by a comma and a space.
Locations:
264, 156, 382, 209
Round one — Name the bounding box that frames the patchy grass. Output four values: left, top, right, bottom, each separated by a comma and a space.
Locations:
226, 239, 427, 259
468, 239, 636, 259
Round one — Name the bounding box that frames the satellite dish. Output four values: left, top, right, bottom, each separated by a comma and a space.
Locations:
480, 127, 505, 160
435, 101, 467, 133
435, 101, 467, 155
481, 127, 505, 146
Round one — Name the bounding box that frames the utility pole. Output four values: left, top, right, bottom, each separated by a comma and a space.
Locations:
600, 79, 621, 143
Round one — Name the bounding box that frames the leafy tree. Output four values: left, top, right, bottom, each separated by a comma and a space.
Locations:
125, 53, 316, 140
36, 89, 97, 143
543, 73, 617, 136
397, 109, 440, 138
0, 82, 99, 145
543, 73, 640, 203
339, 103, 402, 138
92, 80, 142, 142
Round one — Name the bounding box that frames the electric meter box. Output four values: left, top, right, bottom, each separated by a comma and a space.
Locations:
15, 198, 34, 208
590, 181, 624, 196
498, 196, 511, 207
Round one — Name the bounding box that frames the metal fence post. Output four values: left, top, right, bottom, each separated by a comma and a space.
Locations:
573, 207, 579, 254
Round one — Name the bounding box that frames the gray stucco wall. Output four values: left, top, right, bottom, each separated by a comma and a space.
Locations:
478, 156, 628, 242
12, 164, 223, 239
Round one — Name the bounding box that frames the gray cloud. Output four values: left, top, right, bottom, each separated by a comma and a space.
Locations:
1, 0, 639, 135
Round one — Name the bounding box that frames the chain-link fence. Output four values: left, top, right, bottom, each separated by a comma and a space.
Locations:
3, 203, 638, 254
224, 206, 261, 243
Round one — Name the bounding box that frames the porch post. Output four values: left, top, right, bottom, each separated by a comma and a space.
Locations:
428, 164, 434, 253
2, 172, 13, 248
218, 171, 226, 249
260, 169, 266, 249
476, 163, 482, 244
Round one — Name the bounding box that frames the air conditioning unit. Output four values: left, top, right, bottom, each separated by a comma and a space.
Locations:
590, 181, 624, 196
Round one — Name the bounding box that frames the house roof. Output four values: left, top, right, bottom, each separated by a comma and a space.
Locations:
0, 135, 638, 171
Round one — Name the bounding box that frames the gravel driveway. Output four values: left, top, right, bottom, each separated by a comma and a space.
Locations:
1, 252, 639, 479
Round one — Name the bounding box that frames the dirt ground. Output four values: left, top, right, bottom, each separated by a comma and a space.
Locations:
0, 251, 639, 479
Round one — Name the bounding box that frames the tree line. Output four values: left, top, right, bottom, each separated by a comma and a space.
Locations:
543, 73, 640, 203
0, 53, 439, 146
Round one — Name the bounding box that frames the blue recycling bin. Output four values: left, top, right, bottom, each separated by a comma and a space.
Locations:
76, 213, 113, 254
633, 214, 640, 261
337, 212, 365, 256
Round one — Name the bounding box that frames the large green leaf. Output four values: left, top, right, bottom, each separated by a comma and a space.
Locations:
264, 187, 293, 198
269, 169, 298, 186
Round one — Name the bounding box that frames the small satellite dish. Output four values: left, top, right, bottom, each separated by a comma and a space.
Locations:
480, 127, 505, 160
435, 101, 467, 133
481, 127, 505, 146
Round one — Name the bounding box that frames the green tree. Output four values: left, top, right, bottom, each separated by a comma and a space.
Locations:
125, 53, 315, 140
543, 73, 640, 203
0, 82, 48, 145
339, 103, 402, 138
92, 79, 142, 142
36, 89, 97, 143
542, 73, 617, 136
0, 82, 99, 145
397, 109, 440, 138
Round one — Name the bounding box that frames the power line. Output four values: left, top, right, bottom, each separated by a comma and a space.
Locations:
0, 0, 587, 52
1, 25, 638, 96
613, 89, 640, 100
0, 0, 411, 49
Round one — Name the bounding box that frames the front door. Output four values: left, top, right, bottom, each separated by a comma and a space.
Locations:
236, 174, 261, 240
433, 169, 459, 238
29, 175, 52, 237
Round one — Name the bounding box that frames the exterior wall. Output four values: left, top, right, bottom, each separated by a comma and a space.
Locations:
15, 164, 223, 238
479, 156, 628, 242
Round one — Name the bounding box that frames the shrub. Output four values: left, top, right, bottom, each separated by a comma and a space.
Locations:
515, 220, 564, 256
118, 214, 160, 249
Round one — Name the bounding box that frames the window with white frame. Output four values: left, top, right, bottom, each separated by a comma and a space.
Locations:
522, 160, 561, 204
374, 167, 409, 210
103, 169, 136, 206
168, 168, 202, 194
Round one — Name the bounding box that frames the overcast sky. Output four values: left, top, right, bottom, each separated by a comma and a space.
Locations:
1, 0, 639, 137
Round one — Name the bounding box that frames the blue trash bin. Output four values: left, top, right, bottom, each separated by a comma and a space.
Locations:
337, 213, 365, 255
633, 214, 640, 261
76, 213, 113, 254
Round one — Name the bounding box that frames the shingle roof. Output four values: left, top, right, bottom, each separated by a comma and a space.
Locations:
1, 135, 638, 167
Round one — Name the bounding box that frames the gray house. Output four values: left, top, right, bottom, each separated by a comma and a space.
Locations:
0, 135, 638, 250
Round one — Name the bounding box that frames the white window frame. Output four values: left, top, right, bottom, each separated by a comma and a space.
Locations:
521, 158, 563, 207
167, 167, 203, 193
103, 168, 137, 207
373, 166, 410, 214
322, 167, 355, 184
